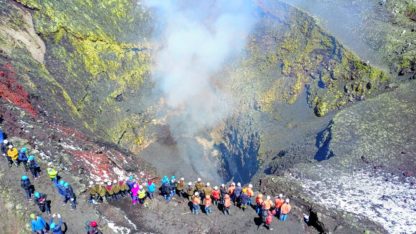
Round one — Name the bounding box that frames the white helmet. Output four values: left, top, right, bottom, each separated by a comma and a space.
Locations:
8, 145, 13, 149
113, 179, 117, 184
197, 178, 201, 182
279, 194, 283, 198
248, 184, 253, 188
180, 177, 184, 181
195, 192, 199, 196
206, 182, 210, 186
89, 181, 94, 185
221, 184, 225, 187
107, 182, 111, 186
285, 198, 290, 203
231, 182, 235, 186
3, 140, 8, 144
237, 182, 241, 187
214, 186, 218, 190
139, 185, 143, 189
188, 182, 192, 186
266, 195, 271, 200
47, 162, 53, 166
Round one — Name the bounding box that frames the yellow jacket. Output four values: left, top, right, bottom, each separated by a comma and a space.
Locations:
47, 168, 58, 179
138, 189, 146, 199
7, 148, 18, 160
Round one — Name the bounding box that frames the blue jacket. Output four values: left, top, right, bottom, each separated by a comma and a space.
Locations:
49, 218, 63, 234
65, 185, 75, 199
56, 184, 66, 196
18, 151, 28, 161
147, 183, 156, 193
28, 159, 39, 169
31, 216, 46, 232
126, 180, 136, 190
234, 187, 242, 197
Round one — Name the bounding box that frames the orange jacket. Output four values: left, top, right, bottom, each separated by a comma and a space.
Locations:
275, 198, 284, 209
281, 203, 291, 214
228, 185, 235, 195
212, 190, 220, 200
204, 197, 212, 207
255, 194, 263, 205
246, 188, 254, 197
262, 200, 273, 210
224, 195, 231, 208
192, 196, 201, 205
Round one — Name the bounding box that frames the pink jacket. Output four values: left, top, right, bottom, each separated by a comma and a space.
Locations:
131, 186, 139, 196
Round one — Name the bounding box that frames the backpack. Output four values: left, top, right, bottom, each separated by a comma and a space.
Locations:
161, 183, 170, 195
21, 179, 31, 190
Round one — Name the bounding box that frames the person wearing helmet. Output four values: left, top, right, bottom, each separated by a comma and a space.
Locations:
6, 144, 18, 167
194, 178, 205, 196
131, 184, 139, 205
63, 182, 77, 209
1, 139, 11, 158
30, 213, 47, 234
161, 175, 169, 185
274, 194, 284, 217
240, 191, 250, 211
220, 184, 227, 205
28, 155, 40, 179
161, 179, 171, 201
169, 179, 177, 199
212, 186, 220, 205
176, 177, 185, 198
202, 182, 212, 202
138, 185, 147, 204
105, 181, 114, 202
233, 182, 242, 206
87, 220, 103, 234
97, 181, 106, 203
55, 179, 67, 201
49, 213, 63, 234
18, 147, 29, 171
186, 182, 195, 201
262, 195, 274, 211
126, 175, 136, 192
118, 178, 128, 197
280, 198, 292, 221
88, 181, 98, 204
191, 191, 201, 215
34, 191, 51, 215
204, 194, 213, 215
255, 193, 264, 215
147, 179, 156, 199
46, 162, 58, 184
21, 175, 33, 200
246, 184, 254, 206
223, 194, 231, 215
227, 182, 236, 198
112, 179, 121, 200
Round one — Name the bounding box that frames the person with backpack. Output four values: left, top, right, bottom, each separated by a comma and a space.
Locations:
56, 180, 67, 201
88, 181, 98, 204
18, 147, 29, 171
186, 182, 194, 201
30, 213, 47, 234
161, 181, 171, 201
175, 177, 185, 198
220, 184, 227, 205
263, 209, 275, 230
97, 181, 106, 203
126, 175, 136, 192
1, 139, 12, 163
203, 195, 213, 215
130, 183, 139, 205
202, 182, 212, 203
46, 162, 58, 184
105, 181, 115, 202
191, 192, 201, 215
63, 182, 77, 209
138, 185, 147, 204
233, 182, 242, 206
212, 186, 220, 206
147, 180, 156, 199
255, 193, 264, 215
223, 194, 231, 215
274, 194, 284, 217
28, 155, 40, 179
112, 179, 121, 200
118, 178, 128, 197
49, 213, 64, 234
21, 175, 33, 200
86, 221, 103, 234
280, 199, 292, 221
6, 144, 18, 167
240, 191, 250, 211
34, 191, 51, 215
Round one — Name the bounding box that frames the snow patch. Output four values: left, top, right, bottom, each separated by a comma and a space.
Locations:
107, 222, 131, 234
294, 169, 416, 234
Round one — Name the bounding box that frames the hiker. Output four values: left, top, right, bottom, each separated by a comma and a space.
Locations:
118, 178, 128, 197
212, 186, 220, 205
194, 178, 205, 196
191, 192, 201, 215
264, 210, 275, 231
112, 179, 121, 200
87, 221, 103, 234
63, 182, 77, 209
28, 155, 40, 179
255, 193, 264, 215
161, 175, 169, 184
176, 177, 185, 198
262, 195, 274, 212
147, 179, 156, 199
21, 175, 33, 200
56, 180, 67, 200
204, 194, 213, 215
34, 191, 51, 215
240, 191, 250, 211
186, 182, 194, 200
220, 184, 227, 204
46, 162, 58, 184
233, 182, 242, 205
49, 213, 64, 234
126, 175, 136, 192
223, 194, 231, 215
30, 213, 47, 234
97, 181, 106, 203
6, 144, 18, 167
227, 182, 236, 201
280, 199, 292, 221
202, 182, 212, 202
161, 180, 171, 201
18, 147, 29, 171
274, 194, 284, 216
105, 181, 114, 202
88, 181, 98, 204
1, 139, 12, 163
246, 184, 254, 206
131, 183, 139, 205
169, 179, 177, 199
138, 185, 147, 204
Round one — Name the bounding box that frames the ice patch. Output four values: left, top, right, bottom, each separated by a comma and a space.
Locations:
294, 169, 416, 233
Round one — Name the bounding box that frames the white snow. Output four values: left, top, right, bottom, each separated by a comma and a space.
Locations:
293, 168, 416, 234
107, 222, 131, 234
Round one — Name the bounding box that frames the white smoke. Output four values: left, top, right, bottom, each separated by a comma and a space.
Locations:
145, 0, 256, 135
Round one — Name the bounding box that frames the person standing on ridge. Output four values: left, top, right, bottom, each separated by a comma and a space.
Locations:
138, 185, 147, 204
212, 186, 220, 206
118, 178, 128, 197
220, 184, 227, 205
105, 181, 114, 202
176, 177, 185, 198
274, 194, 284, 217
21, 175, 33, 200
280, 199, 292, 221
126, 175, 136, 192
191, 192, 201, 215
56, 180, 67, 201
28, 155, 40, 179
204, 194, 213, 215
63, 182, 76, 209
6, 144, 18, 167
233, 182, 242, 206
147, 179, 156, 199
97, 181, 106, 203
246, 184, 254, 206
34, 191, 51, 215
88, 181, 98, 204
87, 221, 103, 234
49, 213, 64, 234
223, 194, 232, 215
18, 147, 29, 171
202, 182, 212, 202
1, 139, 12, 163
194, 178, 205, 197
46, 162, 58, 184
131, 183, 139, 205
30, 213, 47, 234
186, 182, 194, 201
255, 193, 264, 215
112, 179, 121, 200
227, 182, 236, 202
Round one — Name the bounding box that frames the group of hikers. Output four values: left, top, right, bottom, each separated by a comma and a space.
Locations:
0, 130, 102, 234
88, 174, 292, 230
1, 128, 293, 232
